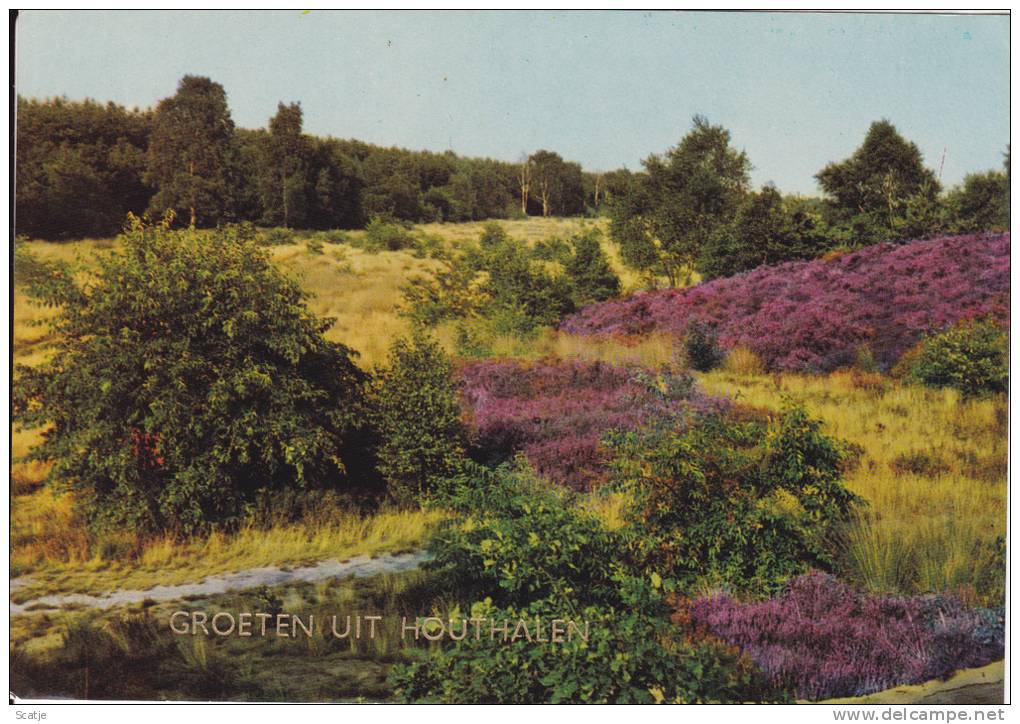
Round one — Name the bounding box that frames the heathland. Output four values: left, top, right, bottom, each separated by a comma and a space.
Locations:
11, 214, 1007, 702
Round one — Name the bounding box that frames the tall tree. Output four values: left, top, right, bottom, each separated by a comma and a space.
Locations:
815, 119, 940, 243
517, 154, 532, 216
529, 150, 584, 217
611, 116, 751, 286
263, 102, 309, 228
146, 76, 235, 227
697, 185, 828, 280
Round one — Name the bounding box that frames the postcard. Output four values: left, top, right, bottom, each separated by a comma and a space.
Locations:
9, 8, 1009, 710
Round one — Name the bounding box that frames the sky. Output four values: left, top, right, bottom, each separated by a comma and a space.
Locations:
14, 10, 1010, 195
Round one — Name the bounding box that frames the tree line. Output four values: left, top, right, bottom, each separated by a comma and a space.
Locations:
16, 75, 628, 239
17, 74, 1008, 270
612, 116, 1010, 285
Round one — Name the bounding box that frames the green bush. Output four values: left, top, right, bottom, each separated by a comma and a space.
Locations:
683, 320, 724, 372
314, 229, 348, 245
401, 225, 575, 334
389, 592, 778, 703
531, 236, 572, 263
609, 406, 862, 593
261, 226, 297, 245
909, 319, 1008, 397
361, 216, 416, 252
426, 462, 625, 607
13, 217, 373, 534
391, 464, 783, 703
373, 331, 467, 504
564, 229, 621, 304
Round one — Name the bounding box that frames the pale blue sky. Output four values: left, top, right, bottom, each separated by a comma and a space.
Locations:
14, 10, 1010, 195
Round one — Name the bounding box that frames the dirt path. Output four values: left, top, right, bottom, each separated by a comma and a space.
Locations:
9, 550, 430, 615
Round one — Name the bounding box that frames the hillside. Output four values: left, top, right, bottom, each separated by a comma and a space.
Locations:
561, 233, 1010, 372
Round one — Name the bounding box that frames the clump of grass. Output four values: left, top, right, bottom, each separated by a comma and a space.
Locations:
723, 345, 764, 375
889, 450, 950, 479
699, 369, 1006, 600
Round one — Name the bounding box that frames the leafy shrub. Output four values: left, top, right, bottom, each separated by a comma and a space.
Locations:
683, 320, 724, 371
222, 221, 259, 242
314, 229, 348, 245
908, 319, 1008, 397
685, 572, 1005, 700
459, 359, 726, 490
373, 331, 468, 504
561, 233, 1009, 372
392, 466, 782, 703
262, 226, 296, 245
13, 217, 373, 534
563, 229, 621, 304
401, 226, 574, 333
390, 595, 778, 704
610, 406, 862, 593
531, 235, 572, 262
361, 216, 416, 252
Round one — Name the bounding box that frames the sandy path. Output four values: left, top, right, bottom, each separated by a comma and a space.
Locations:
9, 550, 430, 615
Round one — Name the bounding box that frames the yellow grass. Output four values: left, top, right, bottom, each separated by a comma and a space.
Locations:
699, 369, 1007, 598
529, 331, 678, 368
12, 220, 1007, 605
11, 506, 447, 603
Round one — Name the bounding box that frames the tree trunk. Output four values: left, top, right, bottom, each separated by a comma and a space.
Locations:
188, 160, 197, 228
518, 161, 531, 216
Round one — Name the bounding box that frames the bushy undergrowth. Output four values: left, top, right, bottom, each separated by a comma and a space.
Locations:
561, 233, 1009, 372
458, 358, 726, 490
389, 465, 783, 703
685, 572, 1005, 700
359, 217, 417, 252
13, 217, 375, 534
373, 331, 468, 504
609, 406, 863, 593
906, 318, 1008, 397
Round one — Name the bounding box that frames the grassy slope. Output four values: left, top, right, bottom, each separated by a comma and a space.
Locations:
10, 218, 614, 595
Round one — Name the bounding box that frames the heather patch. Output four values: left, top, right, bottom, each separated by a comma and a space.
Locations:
685, 572, 1004, 700
458, 358, 726, 490
561, 233, 1009, 373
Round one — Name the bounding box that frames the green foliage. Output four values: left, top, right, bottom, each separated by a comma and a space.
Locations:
360, 216, 417, 252
698, 186, 830, 280
13, 217, 373, 534
401, 225, 575, 334
531, 235, 572, 262
611, 116, 751, 286
146, 75, 236, 227
908, 319, 1008, 397
261, 226, 297, 245
260, 102, 310, 228
426, 462, 625, 607
391, 464, 782, 703
373, 331, 468, 504
390, 594, 776, 704
816, 120, 941, 244
15, 96, 152, 239
944, 167, 1010, 234
683, 321, 724, 372
564, 229, 621, 304
528, 150, 586, 217
609, 406, 863, 593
